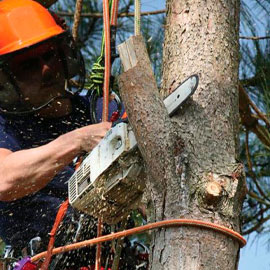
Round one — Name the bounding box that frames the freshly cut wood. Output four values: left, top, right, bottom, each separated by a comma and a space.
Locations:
204, 181, 222, 204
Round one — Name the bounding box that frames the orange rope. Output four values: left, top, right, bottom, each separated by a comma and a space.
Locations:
98, 0, 112, 265
32, 219, 246, 263
110, 0, 119, 26
39, 157, 82, 269
39, 199, 69, 270
102, 0, 111, 122
95, 218, 103, 270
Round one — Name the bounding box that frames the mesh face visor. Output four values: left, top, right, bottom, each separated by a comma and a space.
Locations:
0, 32, 85, 115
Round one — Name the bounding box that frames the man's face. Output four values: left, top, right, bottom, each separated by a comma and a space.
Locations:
9, 41, 66, 108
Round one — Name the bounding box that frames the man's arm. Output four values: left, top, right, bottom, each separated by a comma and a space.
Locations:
0, 122, 111, 201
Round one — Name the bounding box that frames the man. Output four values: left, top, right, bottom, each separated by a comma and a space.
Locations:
0, 0, 117, 268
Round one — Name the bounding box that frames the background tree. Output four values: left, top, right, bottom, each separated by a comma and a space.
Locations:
238, 0, 270, 238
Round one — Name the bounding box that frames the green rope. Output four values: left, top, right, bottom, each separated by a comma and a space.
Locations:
85, 0, 113, 96
85, 55, 105, 96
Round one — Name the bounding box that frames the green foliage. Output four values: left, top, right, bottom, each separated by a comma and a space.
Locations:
239, 0, 270, 237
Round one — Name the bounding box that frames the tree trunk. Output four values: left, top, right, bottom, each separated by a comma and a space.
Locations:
118, 0, 247, 269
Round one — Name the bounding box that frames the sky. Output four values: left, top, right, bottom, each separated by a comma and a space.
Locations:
240, 233, 270, 270
142, 1, 270, 269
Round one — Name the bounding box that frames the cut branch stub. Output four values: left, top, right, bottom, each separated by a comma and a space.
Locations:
204, 181, 223, 205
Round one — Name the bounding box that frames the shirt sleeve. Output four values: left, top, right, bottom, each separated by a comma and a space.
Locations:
0, 115, 21, 151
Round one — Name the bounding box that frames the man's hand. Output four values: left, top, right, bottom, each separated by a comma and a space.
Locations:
76, 122, 112, 153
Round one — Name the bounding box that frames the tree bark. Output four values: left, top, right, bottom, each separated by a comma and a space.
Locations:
118, 0, 247, 270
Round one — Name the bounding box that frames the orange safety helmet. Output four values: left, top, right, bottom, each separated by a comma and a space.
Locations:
0, 0, 86, 115
0, 0, 64, 56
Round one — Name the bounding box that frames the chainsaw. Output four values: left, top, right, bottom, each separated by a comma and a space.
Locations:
68, 75, 199, 224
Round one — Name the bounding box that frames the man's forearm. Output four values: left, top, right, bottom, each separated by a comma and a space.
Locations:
0, 130, 81, 201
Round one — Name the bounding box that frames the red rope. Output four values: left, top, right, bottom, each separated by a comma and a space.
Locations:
102, 0, 111, 122
110, 0, 119, 26
32, 218, 246, 263
95, 218, 103, 270
98, 0, 113, 265
39, 199, 69, 270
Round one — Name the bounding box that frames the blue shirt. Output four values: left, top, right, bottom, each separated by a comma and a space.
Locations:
0, 95, 119, 250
